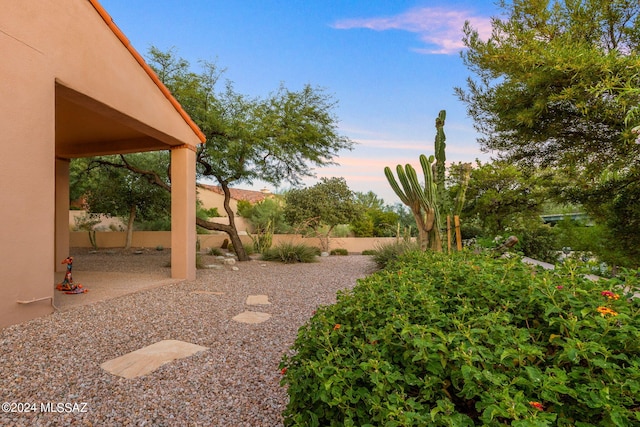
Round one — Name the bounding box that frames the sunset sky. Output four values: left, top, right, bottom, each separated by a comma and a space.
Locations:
99, 0, 502, 204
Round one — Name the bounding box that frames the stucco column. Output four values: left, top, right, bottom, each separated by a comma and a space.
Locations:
55, 158, 70, 272
170, 144, 196, 280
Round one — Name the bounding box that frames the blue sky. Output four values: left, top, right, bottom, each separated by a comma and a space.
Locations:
99, 0, 501, 204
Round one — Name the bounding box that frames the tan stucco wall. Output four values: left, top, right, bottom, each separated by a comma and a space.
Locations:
1, 0, 201, 328
69, 232, 399, 254
0, 33, 55, 325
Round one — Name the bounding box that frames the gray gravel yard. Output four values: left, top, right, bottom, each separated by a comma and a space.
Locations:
0, 250, 376, 426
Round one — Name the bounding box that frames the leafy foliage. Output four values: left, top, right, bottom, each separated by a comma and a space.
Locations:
70, 153, 171, 248
459, 160, 549, 236
261, 242, 318, 263
280, 251, 640, 426
329, 248, 349, 256
370, 240, 421, 270
104, 47, 353, 261
350, 192, 400, 238
284, 177, 362, 252
457, 0, 640, 266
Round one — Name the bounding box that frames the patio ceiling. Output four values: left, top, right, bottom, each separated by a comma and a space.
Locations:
55, 83, 185, 159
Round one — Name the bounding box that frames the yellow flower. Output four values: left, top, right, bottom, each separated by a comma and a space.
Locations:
597, 306, 618, 317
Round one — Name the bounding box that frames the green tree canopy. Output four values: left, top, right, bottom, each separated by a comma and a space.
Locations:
350, 191, 399, 237
457, 0, 640, 266
457, 0, 640, 169
284, 177, 361, 251
150, 48, 353, 260
77, 47, 353, 260
459, 160, 550, 236
71, 152, 171, 248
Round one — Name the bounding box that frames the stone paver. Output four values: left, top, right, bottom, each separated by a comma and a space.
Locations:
100, 340, 208, 379
190, 291, 225, 295
246, 294, 270, 305
232, 311, 272, 324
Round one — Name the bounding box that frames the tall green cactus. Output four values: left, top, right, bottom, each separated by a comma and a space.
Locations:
384, 154, 442, 251
453, 162, 472, 217
434, 110, 447, 204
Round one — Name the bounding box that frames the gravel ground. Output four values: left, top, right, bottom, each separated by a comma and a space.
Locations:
0, 251, 377, 426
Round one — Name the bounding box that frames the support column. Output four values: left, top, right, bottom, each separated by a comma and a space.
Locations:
55, 158, 70, 272
170, 144, 196, 280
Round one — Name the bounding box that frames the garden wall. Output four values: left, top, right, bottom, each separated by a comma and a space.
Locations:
69, 231, 400, 253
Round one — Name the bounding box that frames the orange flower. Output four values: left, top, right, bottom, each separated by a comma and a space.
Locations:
597, 306, 618, 317
281, 367, 287, 375
529, 401, 544, 411
333, 324, 341, 330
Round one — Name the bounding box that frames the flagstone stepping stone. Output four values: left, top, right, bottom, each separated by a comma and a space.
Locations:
100, 340, 208, 379
232, 311, 272, 324
190, 291, 225, 295
246, 294, 271, 305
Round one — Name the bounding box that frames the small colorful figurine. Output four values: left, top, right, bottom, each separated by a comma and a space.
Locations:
56, 256, 87, 294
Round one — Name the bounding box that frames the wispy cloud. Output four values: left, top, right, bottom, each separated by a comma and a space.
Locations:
332, 7, 493, 55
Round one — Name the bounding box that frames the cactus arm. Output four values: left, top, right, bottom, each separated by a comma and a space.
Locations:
384, 166, 410, 206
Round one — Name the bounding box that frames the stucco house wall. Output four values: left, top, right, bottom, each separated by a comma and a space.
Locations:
0, 0, 204, 328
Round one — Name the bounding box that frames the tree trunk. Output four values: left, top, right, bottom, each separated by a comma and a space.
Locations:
124, 205, 136, 250
196, 217, 249, 261
195, 181, 250, 261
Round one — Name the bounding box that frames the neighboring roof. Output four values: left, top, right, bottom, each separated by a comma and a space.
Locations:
88, 0, 206, 144
197, 184, 271, 204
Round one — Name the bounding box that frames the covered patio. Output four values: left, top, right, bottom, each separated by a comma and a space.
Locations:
1, 0, 205, 327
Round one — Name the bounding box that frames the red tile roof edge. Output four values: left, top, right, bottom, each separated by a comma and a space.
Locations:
88, 0, 206, 144
197, 184, 270, 204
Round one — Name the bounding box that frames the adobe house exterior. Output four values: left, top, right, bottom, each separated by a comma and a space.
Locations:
0, 0, 205, 327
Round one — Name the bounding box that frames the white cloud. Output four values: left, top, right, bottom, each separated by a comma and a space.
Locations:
332, 7, 493, 55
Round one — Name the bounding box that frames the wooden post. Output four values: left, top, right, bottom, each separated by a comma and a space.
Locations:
447, 215, 452, 253
454, 215, 462, 251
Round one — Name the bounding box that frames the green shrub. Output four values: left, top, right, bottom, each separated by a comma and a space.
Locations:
280, 251, 640, 426
207, 247, 223, 256
361, 249, 376, 256
513, 223, 560, 263
331, 224, 352, 238
330, 248, 349, 256
195, 253, 205, 269
261, 242, 318, 263
227, 242, 255, 256
371, 240, 421, 269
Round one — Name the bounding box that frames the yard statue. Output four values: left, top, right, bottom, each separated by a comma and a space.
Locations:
56, 256, 87, 294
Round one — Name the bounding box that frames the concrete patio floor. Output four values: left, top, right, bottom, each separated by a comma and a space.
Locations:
53, 268, 180, 311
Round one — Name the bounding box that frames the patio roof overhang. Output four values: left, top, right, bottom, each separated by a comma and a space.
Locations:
55, 83, 188, 158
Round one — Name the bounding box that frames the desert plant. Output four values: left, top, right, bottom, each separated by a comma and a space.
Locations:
207, 247, 223, 256
385, 154, 442, 251
74, 213, 100, 250
280, 251, 640, 426
247, 219, 274, 253
330, 248, 348, 256
227, 242, 255, 256
371, 240, 421, 269
261, 242, 318, 263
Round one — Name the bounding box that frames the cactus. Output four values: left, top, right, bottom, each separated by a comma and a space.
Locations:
434, 110, 447, 204
384, 154, 442, 251
453, 162, 472, 217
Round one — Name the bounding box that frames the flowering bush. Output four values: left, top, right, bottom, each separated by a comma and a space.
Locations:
280, 251, 640, 426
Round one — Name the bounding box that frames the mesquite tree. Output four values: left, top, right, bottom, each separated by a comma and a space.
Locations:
78, 47, 353, 261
